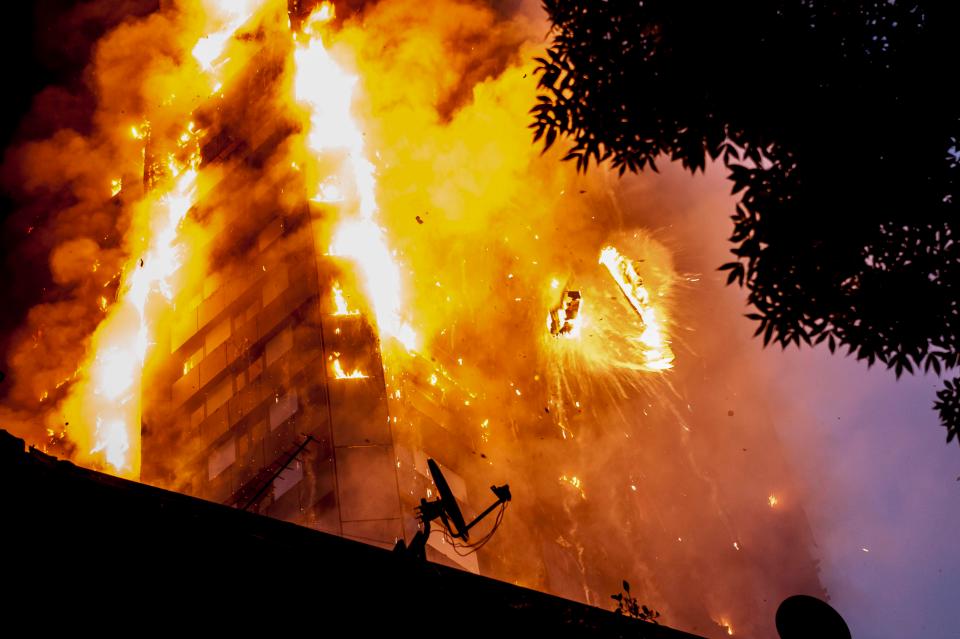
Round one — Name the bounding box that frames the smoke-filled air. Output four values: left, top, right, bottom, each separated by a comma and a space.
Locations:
1, 1, 825, 637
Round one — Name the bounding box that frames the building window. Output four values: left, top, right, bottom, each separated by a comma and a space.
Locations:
206, 376, 233, 415
251, 419, 267, 443
243, 300, 259, 324
269, 390, 298, 430
186, 293, 202, 312
183, 345, 203, 376
273, 460, 303, 499
265, 327, 293, 367
208, 437, 236, 480
262, 265, 289, 306
203, 272, 223, 300
190, 404, 205, 430
237, 430, 250, 458
205, 316, 231, 354
171, 307, 199, 353
248, 355, 264, 381
233, 300, 259, 332
258, 218, 284, 252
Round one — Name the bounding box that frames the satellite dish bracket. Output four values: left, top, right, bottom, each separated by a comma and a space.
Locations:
394, 459, 511, 560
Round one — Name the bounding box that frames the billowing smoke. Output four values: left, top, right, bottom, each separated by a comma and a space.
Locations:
0, 0, 180, 456
0, 0, 303, 474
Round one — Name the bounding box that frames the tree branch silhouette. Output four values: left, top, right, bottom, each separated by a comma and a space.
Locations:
532, 0, 960, 444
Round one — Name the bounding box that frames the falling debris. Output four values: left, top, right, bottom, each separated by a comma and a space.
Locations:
598, 245, 674, 370
547, 289, 583, 338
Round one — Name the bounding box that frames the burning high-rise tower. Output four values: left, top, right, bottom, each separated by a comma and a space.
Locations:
139, 1, 396, 549
140, 2, 491, 567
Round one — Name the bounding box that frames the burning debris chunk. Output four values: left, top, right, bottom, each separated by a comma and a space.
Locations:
599, 246, 650, 323
547, 289, 583, 338
599, 245, 674, 371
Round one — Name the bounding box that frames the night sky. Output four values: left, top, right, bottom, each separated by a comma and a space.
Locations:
649, 161, 960, 638
770, 345, 960, 638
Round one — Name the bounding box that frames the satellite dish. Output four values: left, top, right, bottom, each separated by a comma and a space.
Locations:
428, 458, 469, 540
394, 458, 511, 560
776, 595, 851, 639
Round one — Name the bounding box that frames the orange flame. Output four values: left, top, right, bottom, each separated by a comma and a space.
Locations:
293, 5, 417, 352
715, 618, 735, 636
331, 281, 359, 316
52, 1, 272, 477
332, 357, 368, 380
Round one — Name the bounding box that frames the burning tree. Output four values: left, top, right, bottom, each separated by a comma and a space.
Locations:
531, 0, 960, 445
